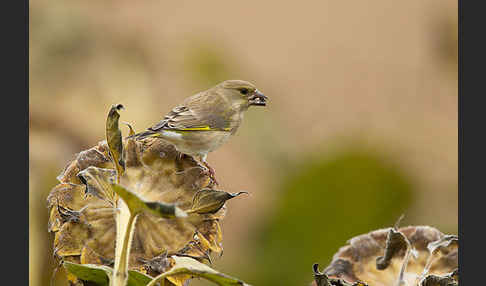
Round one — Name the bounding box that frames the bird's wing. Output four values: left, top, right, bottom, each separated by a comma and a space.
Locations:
148, 92, 233, 132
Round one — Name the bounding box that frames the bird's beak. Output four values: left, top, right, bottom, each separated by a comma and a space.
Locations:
248, 89, 268, 106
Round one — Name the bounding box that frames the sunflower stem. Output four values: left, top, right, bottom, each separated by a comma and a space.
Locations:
112, 198, 139, 286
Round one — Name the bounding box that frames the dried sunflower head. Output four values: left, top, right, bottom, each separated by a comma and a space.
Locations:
47, 136, 229, 282
313, 225, 458, 286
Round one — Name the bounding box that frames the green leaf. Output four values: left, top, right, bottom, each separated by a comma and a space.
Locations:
111, 184, 187, 218
147, 256, 251, 286
63, 262, 154, 286
188, 189, 248, 215
127, 270, 154, 286
63, 262, 112, 285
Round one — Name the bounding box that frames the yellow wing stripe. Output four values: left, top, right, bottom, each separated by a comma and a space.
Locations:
176, 126, 231, 131
181, 126, 211, 131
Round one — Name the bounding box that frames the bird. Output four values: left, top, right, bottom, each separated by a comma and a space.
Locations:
129, 80, 268, 185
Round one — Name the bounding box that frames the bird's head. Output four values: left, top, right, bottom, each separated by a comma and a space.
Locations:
216, 80, 268, 110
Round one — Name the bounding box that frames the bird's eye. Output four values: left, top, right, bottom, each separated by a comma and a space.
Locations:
239, 88, 249, 95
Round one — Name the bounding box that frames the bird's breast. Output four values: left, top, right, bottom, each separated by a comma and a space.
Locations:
160, 130, 232, 156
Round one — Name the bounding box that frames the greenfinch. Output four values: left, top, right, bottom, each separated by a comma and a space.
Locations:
131, 80, 267, 185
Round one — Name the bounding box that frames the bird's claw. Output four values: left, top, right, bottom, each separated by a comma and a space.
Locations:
176, 152, 219, 185
209, 172, 219, 186
202, 162, 219, 186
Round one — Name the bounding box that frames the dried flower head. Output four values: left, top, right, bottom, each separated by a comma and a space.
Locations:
313, 225, 458, 286
47, 136, 233, 283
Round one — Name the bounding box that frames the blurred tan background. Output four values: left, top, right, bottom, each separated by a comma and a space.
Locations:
29, 1, 457, 285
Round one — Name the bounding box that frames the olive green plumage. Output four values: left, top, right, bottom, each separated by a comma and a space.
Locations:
131, 80, 267, 184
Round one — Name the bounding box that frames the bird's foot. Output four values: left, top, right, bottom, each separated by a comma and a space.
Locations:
175, 153, 209, 175
177, 152, 186, 162
202, 161, 219, 186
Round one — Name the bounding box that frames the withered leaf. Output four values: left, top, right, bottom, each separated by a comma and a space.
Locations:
449, 269, 458, 281
420, 235, 459, 281
194, 229, 222, 258
77, 166, 116, 203
313, 264, 367, 286
173, 234, 214, 264
375, 228, 409, 270
111, 183, 187, 218
313, 263, 331, 286
57, 204, 82, 224
147, 256, 250, 286
106, 103, 125, 182
427, 235, 458, 255
139, 252, 172, 274
123, 122, 136, 137
188, 189, 248, 215
54, 221, 90, 257
420, 273, 458, 286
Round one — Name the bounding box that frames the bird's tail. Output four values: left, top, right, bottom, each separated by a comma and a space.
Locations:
127, 130, 158, 140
